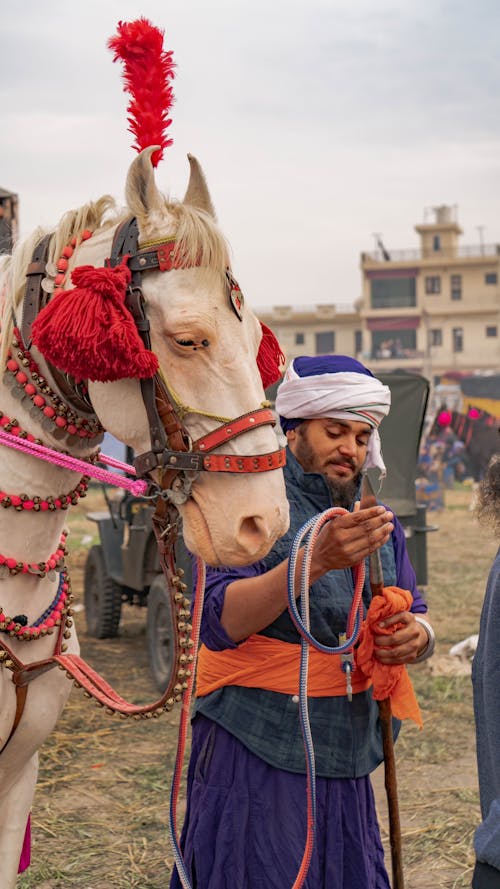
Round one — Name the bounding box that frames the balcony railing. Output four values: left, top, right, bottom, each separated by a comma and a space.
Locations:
362, 244, 500, 263
364, 349, 426, 362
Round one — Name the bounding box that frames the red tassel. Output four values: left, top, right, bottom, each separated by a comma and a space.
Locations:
108, 18, 175, 167
257, 323, 285, 390
31, 259, 159, 383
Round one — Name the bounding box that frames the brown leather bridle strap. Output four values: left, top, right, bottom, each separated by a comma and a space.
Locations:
20, 233, 52, 349
0, 616, 67, 755
108, 218, 173, 457
155, 372, 190, 454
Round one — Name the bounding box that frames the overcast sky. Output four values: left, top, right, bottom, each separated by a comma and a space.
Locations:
2, 0, 500, 311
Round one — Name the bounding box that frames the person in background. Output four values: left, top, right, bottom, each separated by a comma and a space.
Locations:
472, 454, 500, 889
171, 354, 434, 889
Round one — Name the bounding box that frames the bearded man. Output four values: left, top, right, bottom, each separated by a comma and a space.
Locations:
171, 354, 434, 889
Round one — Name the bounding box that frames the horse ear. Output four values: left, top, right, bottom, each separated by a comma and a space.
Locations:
183, 154, 216, 219
125, 146, 166, 220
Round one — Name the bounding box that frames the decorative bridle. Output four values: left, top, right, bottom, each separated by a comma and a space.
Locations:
0, 218, 286, 751
109, 217, 287, 540
25, 217, 285, 510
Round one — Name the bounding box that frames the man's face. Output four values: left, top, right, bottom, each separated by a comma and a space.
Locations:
287, 418, 372, 506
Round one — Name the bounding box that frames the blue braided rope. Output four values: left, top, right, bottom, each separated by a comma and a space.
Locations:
286, 508, 365, 887
32, 570, 67, 626
287, 511, 363, 654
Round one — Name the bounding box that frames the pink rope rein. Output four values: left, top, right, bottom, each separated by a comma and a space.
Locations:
0, 429, 148, 496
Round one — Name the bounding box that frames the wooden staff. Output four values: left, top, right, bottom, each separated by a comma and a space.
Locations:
360, 474, 404, 889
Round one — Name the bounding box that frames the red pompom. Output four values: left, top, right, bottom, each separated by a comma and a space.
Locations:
257, 323, 285, 390
31, 258, 159, 383
108, 18, 175, 167
468, 408, 480, 419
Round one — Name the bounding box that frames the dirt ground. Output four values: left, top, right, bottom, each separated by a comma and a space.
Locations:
17, 484, 498, 889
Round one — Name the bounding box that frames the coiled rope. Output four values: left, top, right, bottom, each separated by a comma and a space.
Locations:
287, 507, 366, 888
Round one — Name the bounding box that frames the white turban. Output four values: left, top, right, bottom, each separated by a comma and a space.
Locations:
275, 356, 391, 478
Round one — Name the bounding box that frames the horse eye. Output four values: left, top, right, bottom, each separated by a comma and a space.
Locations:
175, 338, 196, 347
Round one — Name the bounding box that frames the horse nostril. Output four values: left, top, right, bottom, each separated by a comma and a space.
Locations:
236, 516, 267, 551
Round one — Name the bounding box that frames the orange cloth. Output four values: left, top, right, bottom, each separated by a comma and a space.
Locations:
196, 634, 372, 698
356, 585, 423, 728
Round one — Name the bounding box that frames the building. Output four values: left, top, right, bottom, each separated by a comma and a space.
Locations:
0, 188, 19, 254
259, 206, 500, 385
360, 205, 500, 379
258, 303, 361, 366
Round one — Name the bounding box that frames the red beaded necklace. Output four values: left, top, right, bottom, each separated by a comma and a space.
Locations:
0, 570, 72, 641
51, 228, 92, 296
4, 226, 106, 441
6, 328, 103, 439
0, 409, 41, 443
0, 476, 88, 511
0, 530, 67, 579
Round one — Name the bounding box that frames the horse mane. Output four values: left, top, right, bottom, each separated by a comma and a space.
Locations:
0, 195, 121, 365
168, 201, 230, 277
0, 186, 231, 371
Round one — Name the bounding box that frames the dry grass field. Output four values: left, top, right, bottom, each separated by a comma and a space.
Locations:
17, 483, 498, 889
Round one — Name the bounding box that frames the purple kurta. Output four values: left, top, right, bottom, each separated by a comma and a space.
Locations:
170, 716, 390, 889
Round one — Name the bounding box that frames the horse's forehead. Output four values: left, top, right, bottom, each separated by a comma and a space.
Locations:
144, 270, 258, 330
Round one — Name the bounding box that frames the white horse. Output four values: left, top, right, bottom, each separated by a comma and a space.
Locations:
0, 148, 289, 886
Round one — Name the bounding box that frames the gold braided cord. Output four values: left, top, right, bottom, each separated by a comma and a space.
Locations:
139, 236, 177, 250
158, 369, 272, 422
158, 369, 232, 423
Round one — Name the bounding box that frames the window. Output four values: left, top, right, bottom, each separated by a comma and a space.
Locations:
370, 277, 416, 309
485, 273, 498, 285
425, 276, 441, 294
450, 274, 462, 301
315, 331, 335, 354
429, 329, 442, 347
354, 330, 362, 354
452, 327, 463, 353
486, 326, 498, 337
371, 329, 416, 358
295, 332, 305, 345
433, 235, 441, 251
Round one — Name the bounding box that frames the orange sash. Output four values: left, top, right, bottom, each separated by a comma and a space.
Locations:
196, 634, 372, 698
196, 584, 423, 727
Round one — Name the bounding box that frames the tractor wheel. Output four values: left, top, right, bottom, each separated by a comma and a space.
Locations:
84, 545, 123, 638
147, 574, 175, 693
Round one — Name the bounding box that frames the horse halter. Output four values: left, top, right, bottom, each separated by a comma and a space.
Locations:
103, 218, 286, 502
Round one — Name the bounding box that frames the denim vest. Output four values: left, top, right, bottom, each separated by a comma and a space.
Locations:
196, 450, 399, 778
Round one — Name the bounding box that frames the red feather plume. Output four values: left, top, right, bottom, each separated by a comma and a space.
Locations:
108, 18, 175, 167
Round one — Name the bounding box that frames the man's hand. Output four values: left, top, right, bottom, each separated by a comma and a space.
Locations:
373, 611, 430, 664
311, 505, 394, 578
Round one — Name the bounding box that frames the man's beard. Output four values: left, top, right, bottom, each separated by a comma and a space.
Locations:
293, 427, 361, 509
326, 475, 360, 510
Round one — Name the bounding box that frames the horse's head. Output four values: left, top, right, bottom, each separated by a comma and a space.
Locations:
79, 149, 289, 566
